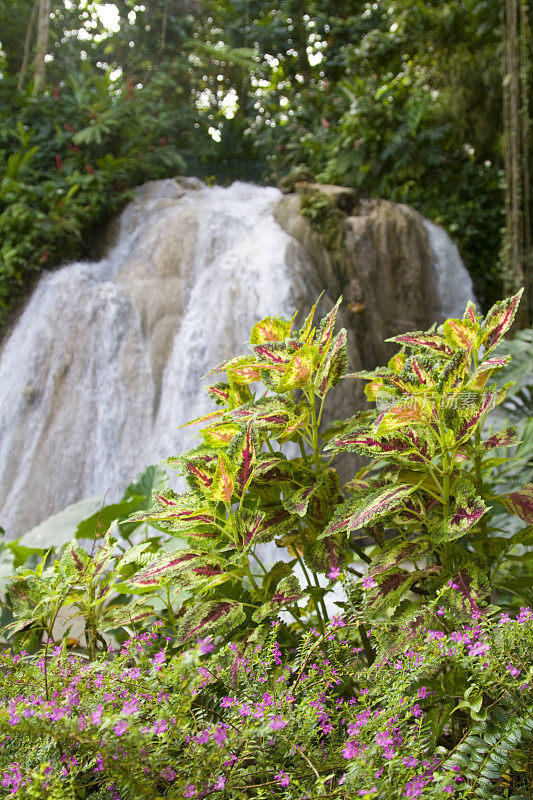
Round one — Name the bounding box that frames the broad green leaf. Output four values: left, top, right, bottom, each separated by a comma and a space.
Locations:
19, 496, 104, 551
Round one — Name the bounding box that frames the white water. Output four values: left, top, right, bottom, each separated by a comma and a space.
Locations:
423, 219, 478, 320
0, 181, 476, 538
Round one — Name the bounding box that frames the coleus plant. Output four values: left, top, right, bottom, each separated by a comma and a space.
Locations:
127, 297, 350, 641
126, 289, 533, 645
324, 287, 533, 621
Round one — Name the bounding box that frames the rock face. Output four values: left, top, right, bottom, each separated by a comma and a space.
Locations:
275, 186, 442, 370
0, 178, 474, 538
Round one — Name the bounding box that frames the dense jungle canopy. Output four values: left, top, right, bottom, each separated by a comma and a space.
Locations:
0, 0, 531, 327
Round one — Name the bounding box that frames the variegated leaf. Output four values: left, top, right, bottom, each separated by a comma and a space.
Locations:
201, 422, 240, 448
443, 318, 478, 350
205, 382, 231, 406
365, 567, 439, 613
277, 345, 317, 391
463, 300, 478, 325
127, 490, 216, 533
469, 356, 512, 390
448, 391, 497, 443
252, 576, 304, 622
315, 328, 348, 397
131, 551, 209, 585
182, 452, 218, 495
253, 342, 291, 365
439, 351, 470, 396
238, 508, 294, 549
303, 532, 345, 574
250, 315, 292, 345
227, 422, 259, 492
251, 453, 292, 481
179, 409, 224, 428
501, 484, 533, 523
482, 426, 518, 451
321, 483, 415, 537
482, 288, 523, 353
316, 297, 342, 353
178, 600, 246, 643
431, 496, 489, 543
210, 454, 235, 502
299, 294, 323, 342
385, 331, 454, 357
367, 542, 429, 577
373, 397, 432, 435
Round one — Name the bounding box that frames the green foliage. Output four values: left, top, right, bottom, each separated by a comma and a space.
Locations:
1, 292, 533, 796
0, 607, 532, 797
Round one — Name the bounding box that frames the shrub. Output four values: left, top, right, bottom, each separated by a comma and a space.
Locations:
1, 290, 532, 798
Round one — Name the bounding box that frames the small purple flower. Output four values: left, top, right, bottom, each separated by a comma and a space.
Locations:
152, 650, 166, 667
160, 767, 176, 782
91, 704, 103, 725
121, 700, 139, 716
213, 725, 227, 746
269, 715, 287, 730
436, 606, 445, 616
197, 636, 215, 654
506, 662, 520, 677
214, 776, 226, 789
113, 720, 128, 737
275, 771, 290, 787
362, 574, 376, 590
328, 567, 341, 580
153, 719, 168, 735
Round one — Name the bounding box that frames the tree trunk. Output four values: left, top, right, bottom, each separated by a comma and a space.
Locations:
34, 0, 51, 88
17, 0, 39, 92
501, 0, 531, 326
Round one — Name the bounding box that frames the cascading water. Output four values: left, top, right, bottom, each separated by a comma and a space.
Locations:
0, 179, 476, 539
423, 219, 478, 320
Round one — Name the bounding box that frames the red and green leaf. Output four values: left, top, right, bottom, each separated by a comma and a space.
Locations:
386, 331, 454, 357
315, 328, 348, 397
322, 483, 415, 537
373, 397, 432, 435
482, 426, 518, 451
210, 454, 235, 502
250, 315, 292, 345
201, 422, 240, 448
131, 551, 211, 586
482, 288, 523, 353
127, 490, 216, 532
303, 533, 345, 574
500, 484, 533, 523
443, 318, 478, 350
277, 345, 317, 391
316, 297, 342, 353
431, 496, 489, 543
178, 600, 246, 643
252, 576, 304, 622
227, 422, 259, 492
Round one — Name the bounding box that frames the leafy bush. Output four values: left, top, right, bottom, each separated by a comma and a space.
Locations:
0, 69, 205, 331
1, 291, 533, 797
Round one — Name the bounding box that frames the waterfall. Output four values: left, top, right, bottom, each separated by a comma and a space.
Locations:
0, 180, 476, 539
423, 219, 478, 321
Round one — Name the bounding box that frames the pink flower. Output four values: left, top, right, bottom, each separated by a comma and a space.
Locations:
153, 719, 168, 735
160, 767, 176, 781
328, 567, 341, 580
269, 715, 287, 730
184, 785, 196, 797
275, 771, 290, 787
213, 725, 227, 746
362, 574, 376, 590
91, 705, 103, 725
113, 720, 127, 737
214, 776, 226, 789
